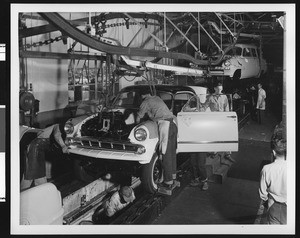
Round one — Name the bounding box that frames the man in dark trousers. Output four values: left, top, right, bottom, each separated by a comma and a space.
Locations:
21, 123, 69, 190
189, 153, 209, 190
202, 81, 235, 163
248, 84, 258, 121
256, 82, 267, 124
259, 138, 287, 224
136, 91, 178, 193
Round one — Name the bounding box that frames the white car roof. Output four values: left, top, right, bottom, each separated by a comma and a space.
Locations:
188, 86, 208, 95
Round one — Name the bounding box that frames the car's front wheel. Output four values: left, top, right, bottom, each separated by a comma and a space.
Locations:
141, 153, 163, 194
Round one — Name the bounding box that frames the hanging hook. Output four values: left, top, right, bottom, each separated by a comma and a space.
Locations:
143, 15, 149, 28
124, 17, 130, 29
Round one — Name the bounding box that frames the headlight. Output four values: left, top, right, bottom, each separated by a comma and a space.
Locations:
134, 128, 147, 141
64, 122, 74, 134
224, 60, 231, 67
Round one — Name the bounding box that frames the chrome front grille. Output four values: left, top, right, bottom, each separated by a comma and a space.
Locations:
69, 137, 142, 153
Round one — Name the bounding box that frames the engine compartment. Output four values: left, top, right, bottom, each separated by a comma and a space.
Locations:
81, 110, 136, 140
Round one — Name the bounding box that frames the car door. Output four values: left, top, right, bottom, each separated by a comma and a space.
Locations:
176, 95, 238, 153
241, 47, 252, 78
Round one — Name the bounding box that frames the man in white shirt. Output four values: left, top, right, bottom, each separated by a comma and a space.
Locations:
256, 83, 267, 124
259, 138, 286, 224
104, 186, 135, 218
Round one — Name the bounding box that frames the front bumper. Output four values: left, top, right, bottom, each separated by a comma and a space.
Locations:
209, 67, 233, 77
209, 69, 225, 76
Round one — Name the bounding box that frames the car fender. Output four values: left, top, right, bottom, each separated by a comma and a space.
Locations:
128, 120, 159, 164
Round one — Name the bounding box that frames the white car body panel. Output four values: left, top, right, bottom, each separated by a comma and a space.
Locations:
210, 43, 267, 79
177, 111, 238, 153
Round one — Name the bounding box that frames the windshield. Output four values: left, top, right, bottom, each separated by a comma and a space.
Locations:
112, 89, 174, 110
226, 46, 242, 56
113, 91, 138, 108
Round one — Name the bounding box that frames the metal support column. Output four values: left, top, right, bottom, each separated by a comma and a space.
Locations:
282, 15, 286, 140
94, 59, 98, 100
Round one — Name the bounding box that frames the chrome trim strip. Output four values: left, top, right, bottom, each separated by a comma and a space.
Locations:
178, 141, 238, 144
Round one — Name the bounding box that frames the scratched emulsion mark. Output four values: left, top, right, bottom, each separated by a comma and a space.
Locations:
0, 107, 4, 201
0, 44, 5, 61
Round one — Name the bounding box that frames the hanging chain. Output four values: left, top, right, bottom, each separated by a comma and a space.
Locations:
22, 35, 63, 50
103, 21, 161, 29
21, 21, 161, 49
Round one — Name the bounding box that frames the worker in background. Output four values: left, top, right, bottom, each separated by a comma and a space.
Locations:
93, 186, 135, 224
256, 82, 267, 124
259, 138, 286, 224
202, 81, 229, 112
20, 123, 69, 190
136, 91, 179, 193
202, 81, 235, 163
247, 84, 258, 121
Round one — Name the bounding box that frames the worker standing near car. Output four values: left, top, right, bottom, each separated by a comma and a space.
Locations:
247, 84, 258, 121
189, 153, 209, 191
259, 138, 287, 224
203, 81, 229, 112
20, 123, 69, 190
202, 81, 235, 163
256, 82, 267, 124
136, 91, 178, 193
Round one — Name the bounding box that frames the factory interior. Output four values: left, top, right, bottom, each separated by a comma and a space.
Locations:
11, 5, 295, 235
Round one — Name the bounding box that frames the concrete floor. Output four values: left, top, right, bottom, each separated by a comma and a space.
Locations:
152, 110, 280, 225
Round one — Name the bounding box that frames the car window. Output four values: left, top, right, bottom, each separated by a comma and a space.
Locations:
157, 91, 172, 109
174, 92, 194, 115
243, 47, 252, 57
226, 47, 242, 56
251, 48, 257, 57
226, 48, 235, 56
113, 91, 137, 108
236, 47, 242, 56
182, 96, 200, 112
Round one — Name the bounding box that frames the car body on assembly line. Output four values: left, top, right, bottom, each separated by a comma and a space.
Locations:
62, 84, 238, 193
209, 43, 267, 80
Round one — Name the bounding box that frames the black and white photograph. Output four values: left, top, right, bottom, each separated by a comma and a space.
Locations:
10, 3, 295, 235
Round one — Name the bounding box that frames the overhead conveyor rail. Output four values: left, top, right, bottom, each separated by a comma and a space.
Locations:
38, 12, 236, 66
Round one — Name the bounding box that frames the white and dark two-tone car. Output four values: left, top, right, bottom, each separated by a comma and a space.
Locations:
62, 84, 239, 193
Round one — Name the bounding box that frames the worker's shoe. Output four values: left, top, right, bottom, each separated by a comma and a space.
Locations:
158, 182, 173, 190
158, 181, 174, 195
201, 181, 209, 191
189, 178, 200, 187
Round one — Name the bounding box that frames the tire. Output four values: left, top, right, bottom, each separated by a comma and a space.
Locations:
141, 153, 163, 194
